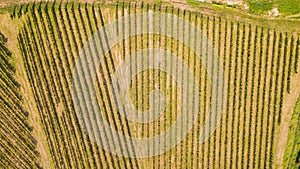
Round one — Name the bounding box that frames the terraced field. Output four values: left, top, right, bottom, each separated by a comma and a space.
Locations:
1, 1, 300, 168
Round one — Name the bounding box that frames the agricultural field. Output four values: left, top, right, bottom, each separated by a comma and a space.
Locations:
0, 34, 40, 167
0, 0, 300, 169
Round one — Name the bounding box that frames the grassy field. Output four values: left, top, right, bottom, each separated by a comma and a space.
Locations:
245, 0, 300, 16
0, 0, 300, 168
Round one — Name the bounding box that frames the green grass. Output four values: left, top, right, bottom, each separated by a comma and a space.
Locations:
246, 0, 300, 16
247, 0, 274, 15
188, 0, 300, 16
0, 5, 15, 14
276, 0, 300, 16
187, 0, 204, 6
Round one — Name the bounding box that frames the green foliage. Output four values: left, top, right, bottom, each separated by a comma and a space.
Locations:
0, 5, 15, 14
187, 0, 204, 7
246, 0, 300, 16
283, 95, 300, 168
247, 0, 274, 15
1, 34, 40, 168
11, 1, 300, 168
277, 0, 300, 16
188, 0, 300, 16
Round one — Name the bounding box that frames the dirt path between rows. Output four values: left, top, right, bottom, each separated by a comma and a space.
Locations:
0, 14, 54, 169
275, 57, 300, 168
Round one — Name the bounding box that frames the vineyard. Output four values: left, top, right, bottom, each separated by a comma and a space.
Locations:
0, 0, 300, 168
0, 35, 40, 168
283, 95, 300, 169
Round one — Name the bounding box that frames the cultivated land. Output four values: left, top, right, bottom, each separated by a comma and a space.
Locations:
0, 0, 299, 169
